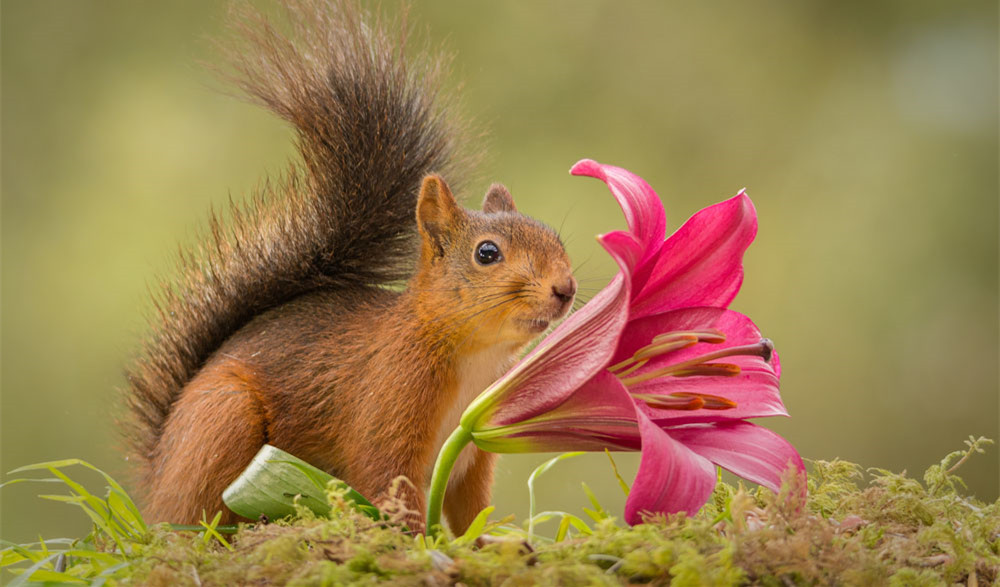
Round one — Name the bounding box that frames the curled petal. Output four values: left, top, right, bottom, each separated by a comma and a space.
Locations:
631, 191, 757, 318
668, 422, 804, 494
624, 410, 717, 525
599, 230, 644, 274
571, 159, 666, 257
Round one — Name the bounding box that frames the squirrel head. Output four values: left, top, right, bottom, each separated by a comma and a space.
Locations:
412, 175, 576, 352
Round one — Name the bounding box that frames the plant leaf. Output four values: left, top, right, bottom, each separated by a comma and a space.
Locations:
554, 515, 572, 542
6, 552, 62, 587
452, 506, 495, 546
528, 511, 593, 539
222, 444, 379, 521
581, 482, 607, 519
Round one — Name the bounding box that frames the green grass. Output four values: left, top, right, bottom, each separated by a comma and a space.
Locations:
2, 437, 997, 586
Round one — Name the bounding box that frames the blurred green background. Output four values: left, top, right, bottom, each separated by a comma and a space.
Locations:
2, 1, 997, 543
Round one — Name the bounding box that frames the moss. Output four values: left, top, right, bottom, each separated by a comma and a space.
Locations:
3, 438, 998, 585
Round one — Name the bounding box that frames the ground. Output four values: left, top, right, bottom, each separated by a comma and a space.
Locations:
2, 437, 997, 586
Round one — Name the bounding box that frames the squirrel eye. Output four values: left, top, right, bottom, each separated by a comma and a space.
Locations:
475, 240, 502, 265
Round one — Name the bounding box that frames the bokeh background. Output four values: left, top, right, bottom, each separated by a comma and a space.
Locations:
2, 1, 997, 543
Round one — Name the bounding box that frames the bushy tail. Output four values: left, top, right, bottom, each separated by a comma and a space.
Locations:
124, 0, 472, 478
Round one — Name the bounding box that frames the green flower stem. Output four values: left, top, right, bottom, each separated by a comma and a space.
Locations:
426, 425, 474, 535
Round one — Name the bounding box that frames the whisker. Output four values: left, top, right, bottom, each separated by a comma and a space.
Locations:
572, 255, 595, 275
489, 300, 523, 347
406, 281, 529, 293
424, 292, 532, 329
439, 295, 533, 341
556, 206, 573, 243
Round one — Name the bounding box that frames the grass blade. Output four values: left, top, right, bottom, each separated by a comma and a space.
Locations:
580, 482, 607, 521
6, 552, 62, 587
452, 506, 495, 546
199, 511, 234, 551
528, 511, 593, 538
554, 515, 572, 542
604, 449, 631, 496
527, 452, 584, 542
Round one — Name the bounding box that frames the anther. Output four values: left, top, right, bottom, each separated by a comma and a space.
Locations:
681, 392, 737, 410
632, 335, 699, 361
669, 363, 741, 378
652, 329, 726, 345
634, 392, 737, 411
633, 393, 705, 411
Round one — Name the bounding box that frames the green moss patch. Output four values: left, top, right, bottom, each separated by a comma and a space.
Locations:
3, 437, 996, 585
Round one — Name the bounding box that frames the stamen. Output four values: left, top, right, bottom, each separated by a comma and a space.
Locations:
651, 329, 726, 345
680, 392, 738, 410
633, 392, 737, 411
607, 337, 695, 373
633, 393, 704, 410
614, 359, 648, 378
632, 336, 699, 361
607, 358, 635, 374
607, 329, 727, 373
619, 340, 773, 387
669, 363, 741, 377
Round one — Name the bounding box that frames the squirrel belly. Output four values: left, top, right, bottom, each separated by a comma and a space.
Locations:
125, 0, 577, 536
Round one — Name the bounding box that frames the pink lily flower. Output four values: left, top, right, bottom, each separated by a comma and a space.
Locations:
427, 160, 803, 529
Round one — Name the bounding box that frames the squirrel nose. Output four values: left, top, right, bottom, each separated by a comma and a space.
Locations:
551, 277, 577, 303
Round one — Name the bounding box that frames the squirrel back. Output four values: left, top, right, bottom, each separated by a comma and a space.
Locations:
123, 0, 473, 476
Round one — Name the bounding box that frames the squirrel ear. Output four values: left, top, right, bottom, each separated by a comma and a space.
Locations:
417, 174, 462, 257
482, 183, 517, 214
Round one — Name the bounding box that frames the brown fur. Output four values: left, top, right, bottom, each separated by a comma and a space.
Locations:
126, 0, 574, 535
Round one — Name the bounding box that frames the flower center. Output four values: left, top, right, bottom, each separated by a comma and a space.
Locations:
610, 329, 775, 412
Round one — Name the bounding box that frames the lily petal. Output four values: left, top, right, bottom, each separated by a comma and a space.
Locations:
599, 230, 644, 274
631, 191, 757, 318
624, 410, 717, 524
668, 422, 805, 494
472, 370, 641, 452
571, 159, 666, 257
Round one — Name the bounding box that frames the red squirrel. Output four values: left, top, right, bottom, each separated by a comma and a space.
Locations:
123, 0, 576, 535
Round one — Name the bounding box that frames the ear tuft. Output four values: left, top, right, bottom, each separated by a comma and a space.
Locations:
483, 183, 517, 214
417, 174, 462, 257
